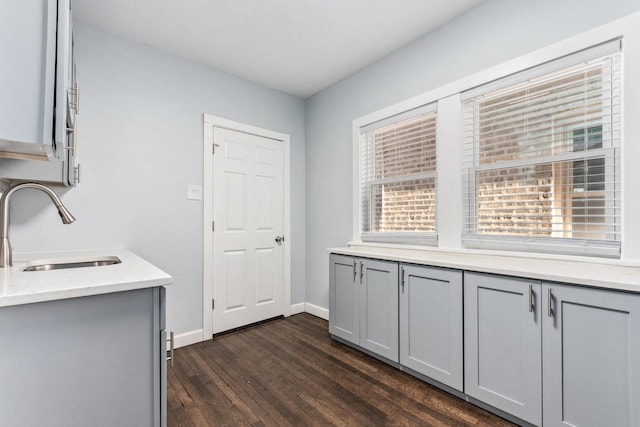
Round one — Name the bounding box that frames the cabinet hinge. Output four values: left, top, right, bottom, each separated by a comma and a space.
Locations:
213, 143, 220, 154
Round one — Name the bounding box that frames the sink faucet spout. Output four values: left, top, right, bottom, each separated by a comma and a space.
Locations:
0, 182, 76, 268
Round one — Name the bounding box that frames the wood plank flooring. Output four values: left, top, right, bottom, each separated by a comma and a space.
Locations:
167, 313, 514, 426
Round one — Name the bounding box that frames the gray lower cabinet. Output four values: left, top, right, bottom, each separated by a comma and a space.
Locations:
464, 272, 542, 425
329, 254, 359, 344
466, 272, 640, 427
400, 264, 463, 391
360, 258, 399, 361
0, 287, 167, 427
542, 282, 640, 427
332, 253, 640, 426
329, 254, 399, 362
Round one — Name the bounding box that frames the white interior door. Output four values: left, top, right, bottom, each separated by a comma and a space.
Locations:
212, 127, 284, 334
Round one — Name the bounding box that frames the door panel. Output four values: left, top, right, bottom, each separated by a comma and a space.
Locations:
477, 287, 525, 399
256, 176, 274, 229
543, 283, 640, 427
225, 172, 247, 231
255, 248, 275, 304
224, 250, 246, 310
464, 272, 542, 426
400, 265, 463, 391
213, 127, 284, 333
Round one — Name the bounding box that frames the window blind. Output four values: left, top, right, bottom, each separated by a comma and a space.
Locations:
360, 104, 437, 244
462, 40, 621, 257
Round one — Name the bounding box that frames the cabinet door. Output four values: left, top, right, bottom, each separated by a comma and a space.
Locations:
0, 0, 56, 155
329, 254, 359, 345
154, 287, 167, 427
400, 265, 463, 391
543, 283, 640, 427
0, 0, 76, 185
0, 288, 160, 426
464, 272, 542, 425
360, 259, 399, 362
55, 0, 77, 185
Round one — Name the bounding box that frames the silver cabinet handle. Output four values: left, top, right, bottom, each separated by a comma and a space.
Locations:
66, 121, 77, 157
74, 163, 81, 184
352, 260, 357, 282
400, 267, 405, 292
529, 284, 533, 313
69, 82, 80, 115
359, 261, 364, 284
75, 82, 80, 115
166, 331, 174, 366
547, 288, 553, 318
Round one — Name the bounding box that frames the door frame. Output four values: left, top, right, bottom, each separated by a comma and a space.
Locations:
202, 114, 291, 340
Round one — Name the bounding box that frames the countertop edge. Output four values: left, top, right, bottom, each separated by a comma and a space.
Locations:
0, 249, 173, 308
329, 246, 640, 294
0, 277, 172, 308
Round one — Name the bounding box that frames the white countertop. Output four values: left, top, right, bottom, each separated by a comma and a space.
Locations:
330, 245, 640, 293
0, 249, 172, 308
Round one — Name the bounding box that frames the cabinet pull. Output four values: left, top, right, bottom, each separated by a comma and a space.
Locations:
547, 288, 553, 318
66, 121, 77, 157
528, 284, 533, 313
166, 331, 174, 366
74, 164, 81, 184
359, 261, 364, 284
69, 82, 80, 115
352, 260, 357, 282
400, 267, 405, 292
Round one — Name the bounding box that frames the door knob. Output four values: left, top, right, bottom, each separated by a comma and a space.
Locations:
275, 236, 285, 245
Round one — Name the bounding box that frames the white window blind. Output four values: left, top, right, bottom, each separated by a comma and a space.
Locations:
462, 40, 621, 257
360, 104, 437, 244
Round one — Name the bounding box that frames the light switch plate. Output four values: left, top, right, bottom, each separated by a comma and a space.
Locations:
187, 184, 202, 200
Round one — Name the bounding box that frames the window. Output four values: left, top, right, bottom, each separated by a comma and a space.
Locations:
359, 104, 437, 244
462, 40, 621, 257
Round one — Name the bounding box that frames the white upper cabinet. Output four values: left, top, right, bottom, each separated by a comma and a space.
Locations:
0, 0, 56, 158
55, 0, 78, 185
0, 0, 77, 186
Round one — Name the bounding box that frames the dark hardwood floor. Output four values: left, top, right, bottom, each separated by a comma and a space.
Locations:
167, 313, 514, 426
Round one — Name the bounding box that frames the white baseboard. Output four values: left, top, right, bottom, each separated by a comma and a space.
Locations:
304, 302, 329, 320
173, 329, 204, 349
289, 302, 329, 319
290, 303, 305, 315
173, 303, 329, 350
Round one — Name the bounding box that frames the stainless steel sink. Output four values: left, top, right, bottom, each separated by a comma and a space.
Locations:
22, 256, 122, 272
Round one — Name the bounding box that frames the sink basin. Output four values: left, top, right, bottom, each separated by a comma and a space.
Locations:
22, 256, 122, 272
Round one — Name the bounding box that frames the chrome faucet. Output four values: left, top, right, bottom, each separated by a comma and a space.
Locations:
0, 182, 76, 268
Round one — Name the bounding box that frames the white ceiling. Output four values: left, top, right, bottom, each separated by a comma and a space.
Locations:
74, 0, 485, 98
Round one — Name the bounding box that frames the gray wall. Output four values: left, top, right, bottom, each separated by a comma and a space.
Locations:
304, 0, 640, 309
8, 24, 306, 336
